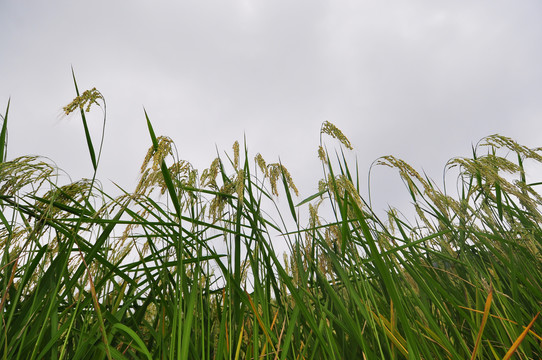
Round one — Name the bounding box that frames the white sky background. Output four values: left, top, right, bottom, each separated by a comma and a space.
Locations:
2, 1, 542, 222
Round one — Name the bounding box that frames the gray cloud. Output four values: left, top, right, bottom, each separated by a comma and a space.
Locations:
2, 0, 542, 217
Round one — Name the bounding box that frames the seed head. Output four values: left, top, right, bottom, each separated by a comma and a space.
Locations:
321, 121, 353, 150
63, 88, 103, 115
233, 141, 240, 169
255, 153, 268, 177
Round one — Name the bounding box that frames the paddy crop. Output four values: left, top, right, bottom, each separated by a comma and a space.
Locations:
1, 77, 541, 359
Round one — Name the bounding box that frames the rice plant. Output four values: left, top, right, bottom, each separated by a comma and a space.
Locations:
1, 78, 541, 359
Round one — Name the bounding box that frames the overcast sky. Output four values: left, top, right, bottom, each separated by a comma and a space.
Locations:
2, 1, 542, 218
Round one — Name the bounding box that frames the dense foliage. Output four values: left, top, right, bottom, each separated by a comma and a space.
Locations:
1, 78, 541, 359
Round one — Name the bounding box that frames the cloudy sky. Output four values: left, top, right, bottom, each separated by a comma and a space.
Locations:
2, 1, 542, 217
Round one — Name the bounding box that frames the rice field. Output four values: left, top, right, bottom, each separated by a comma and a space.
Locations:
1, 77, 541, 359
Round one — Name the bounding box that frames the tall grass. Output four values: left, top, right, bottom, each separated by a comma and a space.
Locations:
1, 80, 541, 359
